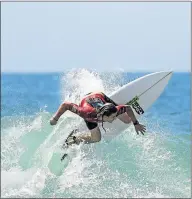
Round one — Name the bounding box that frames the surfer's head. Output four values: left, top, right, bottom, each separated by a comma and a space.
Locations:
96, 103, 118, 132
97, 103, 118, 123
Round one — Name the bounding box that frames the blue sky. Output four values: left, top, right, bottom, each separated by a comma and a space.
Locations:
2, 2, 190, 72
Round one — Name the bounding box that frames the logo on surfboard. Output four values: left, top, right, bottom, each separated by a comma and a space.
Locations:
126, 96, 144, 115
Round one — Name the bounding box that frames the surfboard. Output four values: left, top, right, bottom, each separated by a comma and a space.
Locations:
100, 70, 173, 139
48, 71, 173, 175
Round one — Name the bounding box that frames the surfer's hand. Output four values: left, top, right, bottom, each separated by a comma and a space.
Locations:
134, 123, 146, 135
50, 117, 58, 125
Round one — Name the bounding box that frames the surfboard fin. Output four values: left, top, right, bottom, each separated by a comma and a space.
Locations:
61, 129, 79, 161
61, 153, 68, 161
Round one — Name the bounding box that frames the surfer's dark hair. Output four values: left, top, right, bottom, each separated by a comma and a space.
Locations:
97, 103, 118, 132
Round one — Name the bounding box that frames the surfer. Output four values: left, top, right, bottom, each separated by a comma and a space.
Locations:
50, 92, 146, 146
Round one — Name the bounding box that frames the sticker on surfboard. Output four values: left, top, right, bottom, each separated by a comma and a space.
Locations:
126, 96, 144, 115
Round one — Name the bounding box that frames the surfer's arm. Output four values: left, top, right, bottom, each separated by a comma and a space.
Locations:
52, 102, 95, 121
117, 105, 138, 125
117, 105, 146, 135
52, 102, 71, 121
125, 106, 139, 125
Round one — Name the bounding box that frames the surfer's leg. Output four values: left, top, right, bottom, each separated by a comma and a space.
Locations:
76, 127, 101, 144
62, 125, 101, 161
117, 113, 132, 124
89, 126, 101, 142
65, 122, 101, 145
74, 121, 100, 144
76, 122, 101, 143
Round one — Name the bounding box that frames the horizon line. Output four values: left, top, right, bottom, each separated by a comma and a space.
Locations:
1, 70, 190, 74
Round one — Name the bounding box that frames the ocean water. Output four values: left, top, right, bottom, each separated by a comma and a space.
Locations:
1, 69, 191, 198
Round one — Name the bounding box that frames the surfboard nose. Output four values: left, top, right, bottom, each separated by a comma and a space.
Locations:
151, 70, 173, 76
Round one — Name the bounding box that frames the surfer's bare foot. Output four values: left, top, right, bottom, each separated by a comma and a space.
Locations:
63, 129, 80, 147
65, 136, 77, 146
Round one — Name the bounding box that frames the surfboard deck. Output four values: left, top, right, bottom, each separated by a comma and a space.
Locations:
101, 71, 173, 139
48, 152, 67, 176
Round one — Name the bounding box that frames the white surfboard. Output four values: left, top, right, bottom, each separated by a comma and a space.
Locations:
100, 71, 173, 139
48, 71, 173, 175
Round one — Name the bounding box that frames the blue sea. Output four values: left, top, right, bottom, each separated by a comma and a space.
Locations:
1, 69, 191, 198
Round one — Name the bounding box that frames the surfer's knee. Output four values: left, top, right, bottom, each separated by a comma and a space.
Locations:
90, 127, 101, 142
91, 134, 101, 142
